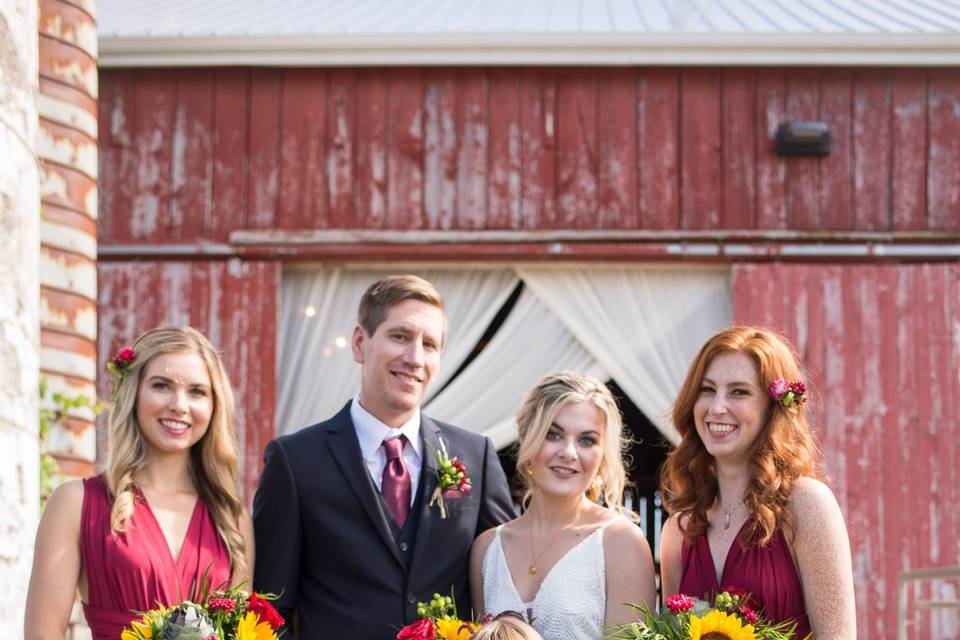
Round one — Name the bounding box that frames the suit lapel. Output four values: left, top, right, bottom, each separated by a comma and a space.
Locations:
408, 417, 442, 577
325, 404, 404, 567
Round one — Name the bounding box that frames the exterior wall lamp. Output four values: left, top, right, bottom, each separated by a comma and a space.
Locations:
775, 121, 831, 156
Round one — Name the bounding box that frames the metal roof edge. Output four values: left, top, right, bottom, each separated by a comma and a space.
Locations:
98, 32, 960, 67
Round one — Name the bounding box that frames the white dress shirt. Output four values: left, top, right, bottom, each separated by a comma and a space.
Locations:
350, 396, 423, 506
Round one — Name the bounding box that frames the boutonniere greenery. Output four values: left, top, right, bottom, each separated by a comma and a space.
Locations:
427, 438, 472, 519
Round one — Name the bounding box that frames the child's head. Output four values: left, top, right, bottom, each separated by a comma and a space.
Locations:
470, 613, 543, 640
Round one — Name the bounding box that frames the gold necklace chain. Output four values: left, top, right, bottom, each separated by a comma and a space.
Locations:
527, 520, 569, 575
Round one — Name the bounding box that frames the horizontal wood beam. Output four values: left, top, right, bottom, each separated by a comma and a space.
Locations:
97, 230, 960, 262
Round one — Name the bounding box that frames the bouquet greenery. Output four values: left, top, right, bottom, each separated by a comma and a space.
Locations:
607, 588, 800, 640
395, 591, 480, 640
121, 583, 284, 640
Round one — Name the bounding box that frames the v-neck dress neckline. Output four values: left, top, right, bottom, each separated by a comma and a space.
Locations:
133, 484, 203, 574
79, 476, 231, 640
679, 519, 812, 639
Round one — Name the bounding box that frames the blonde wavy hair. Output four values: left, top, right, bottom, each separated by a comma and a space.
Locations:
515, 371, 637, 522
103, 325, 246, 578
660, 325, 824, 546
469, 615, 544, 640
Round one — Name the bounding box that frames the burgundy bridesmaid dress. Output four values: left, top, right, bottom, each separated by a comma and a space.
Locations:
678, 521, 812, 639
80, 476, 231, 640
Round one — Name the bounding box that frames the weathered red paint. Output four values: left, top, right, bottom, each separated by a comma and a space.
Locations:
98, 67, 960, 244
97, 261, 280, 501
733, 263, 960, 640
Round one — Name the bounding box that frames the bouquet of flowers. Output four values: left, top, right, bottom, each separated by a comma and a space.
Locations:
121, 585, 285, 640
607, 588, 800, 640
396, 591, 479, 640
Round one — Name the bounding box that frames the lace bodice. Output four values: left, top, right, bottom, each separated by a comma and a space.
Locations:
481, 521, 612, 640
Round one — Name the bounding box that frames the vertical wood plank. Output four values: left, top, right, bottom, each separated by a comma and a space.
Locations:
818, 70, 853, 230
354, 69, 388, 228
637, 68, 679, 229
211, 69, 248, 242
720, 69, 756, 229
455, 69, 489, 229
891, 70, 927, 231
130, 71, 175, 241
755, 70, 787, 229
98, 70, 136, 244
555, 70, 597, 229
487, 69, 523, 229
927, 70, 960, 231
386, 68, 424, 229
422, 69, 457, 230
277, 69, 327, 230
852, 71, 891, 230
596, 68, 637, 229
521, 68, 557, 228
680, 68, 722, 230
169, 69, 214, 242
247, 69, 281, 229
326, 69, 355, 228
784, 69, 820, 229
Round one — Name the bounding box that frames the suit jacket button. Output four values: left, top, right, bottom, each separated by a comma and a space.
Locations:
399, 542, 408, 552
407, 593, 416, 604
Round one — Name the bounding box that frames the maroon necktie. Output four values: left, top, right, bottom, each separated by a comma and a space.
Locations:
381, 437, 411, 527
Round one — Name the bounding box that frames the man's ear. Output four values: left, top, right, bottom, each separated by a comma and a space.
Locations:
351, 325, 366, 364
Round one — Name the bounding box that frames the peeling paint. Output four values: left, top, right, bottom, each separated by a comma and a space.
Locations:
41, 219, 96, 258
37, 93, 97, 139
38, 249, 97, 298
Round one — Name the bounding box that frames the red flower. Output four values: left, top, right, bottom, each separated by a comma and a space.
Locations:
207, 595, 237, 612
739, 605, 760, 624
664, 594, 694, 614
396, 618, 435, 640
248, 593, 285, 630
117, 347, 136, 363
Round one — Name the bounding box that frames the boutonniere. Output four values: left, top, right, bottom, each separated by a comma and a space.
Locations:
427, 438, 472, 519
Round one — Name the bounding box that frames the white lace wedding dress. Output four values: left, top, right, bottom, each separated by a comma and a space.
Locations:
481, 521, 613, 640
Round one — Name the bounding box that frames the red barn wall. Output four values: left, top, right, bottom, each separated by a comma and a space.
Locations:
97, 65, 960, 638
98, 67, 960, 243
733, 263, 960, 638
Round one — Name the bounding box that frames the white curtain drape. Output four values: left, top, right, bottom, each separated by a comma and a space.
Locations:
277, 267, 518, 434
424, 288, 607, 449
517, 266, 732, 444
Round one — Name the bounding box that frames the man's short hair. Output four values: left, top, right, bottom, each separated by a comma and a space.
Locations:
357, 274, 445, 340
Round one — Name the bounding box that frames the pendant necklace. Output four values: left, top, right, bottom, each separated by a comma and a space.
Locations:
528, 520, 568, 575
721, 500, 744, 530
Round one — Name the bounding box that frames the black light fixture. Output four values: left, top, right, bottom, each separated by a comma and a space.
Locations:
775, 121, 831, 156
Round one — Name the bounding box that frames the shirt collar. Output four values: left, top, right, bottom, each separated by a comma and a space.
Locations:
350, 395, 423, 461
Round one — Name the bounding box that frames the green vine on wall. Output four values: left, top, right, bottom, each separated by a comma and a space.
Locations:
38, 377, 105, 507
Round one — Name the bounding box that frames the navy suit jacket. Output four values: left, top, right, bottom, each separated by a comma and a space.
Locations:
253, 402, 515, 640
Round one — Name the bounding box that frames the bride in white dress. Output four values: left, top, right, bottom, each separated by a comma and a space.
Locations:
469, 371, 657, 640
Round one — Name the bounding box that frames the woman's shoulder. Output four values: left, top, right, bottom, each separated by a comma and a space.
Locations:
41, 479, 86, 530
785, 476, 845, 539
787, 476, 839, 515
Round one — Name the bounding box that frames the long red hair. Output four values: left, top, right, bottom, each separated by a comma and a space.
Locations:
660, 325, 824, 545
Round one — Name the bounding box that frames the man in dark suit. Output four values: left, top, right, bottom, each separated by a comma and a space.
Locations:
254, 274, 515, 639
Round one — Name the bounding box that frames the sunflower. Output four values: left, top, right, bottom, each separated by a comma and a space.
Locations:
120, 618, 153, 640
236, 610, 277, 640
688, 610, 755, 640
434, 617, 476, 640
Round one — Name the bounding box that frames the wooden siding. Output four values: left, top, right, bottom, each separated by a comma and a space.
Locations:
97, 260, 280, 500
733, 263, 960, 640
98, 67, 960, 244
